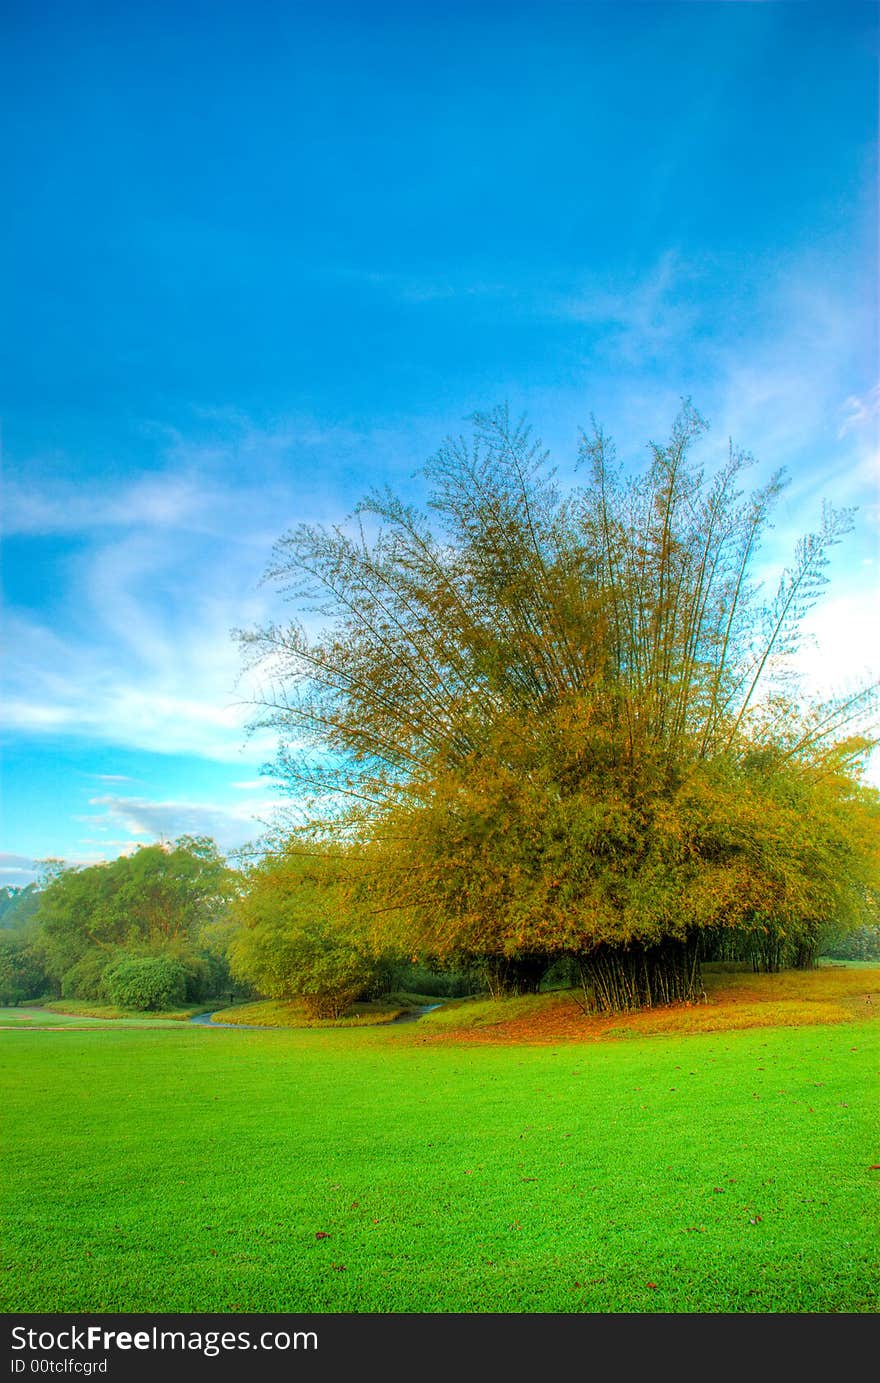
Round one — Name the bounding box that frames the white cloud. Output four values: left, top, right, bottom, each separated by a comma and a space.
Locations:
0, 854, 38, 889
837, 384, 880, 439
0, 484, 288, 762
86, 791, 287, 855
551, 250, 701, 365
0, 869, 38, 887
795, 590, 880, 697
0, 601, 279, 764
1, 413, 418, 770
1, 472, 206, 538
752, 575, 880, 790
0, 852, 36, 872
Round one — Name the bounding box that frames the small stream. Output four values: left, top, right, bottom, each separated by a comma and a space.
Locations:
390, 1003, 442, 1023
189, 1011, 268, 1030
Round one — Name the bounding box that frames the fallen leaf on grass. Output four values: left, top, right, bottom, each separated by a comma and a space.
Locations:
315, 1232, 331, 1240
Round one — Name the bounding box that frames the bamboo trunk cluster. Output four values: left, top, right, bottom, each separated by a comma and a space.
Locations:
481, 953, 548, 997
575, 938, 703, 1013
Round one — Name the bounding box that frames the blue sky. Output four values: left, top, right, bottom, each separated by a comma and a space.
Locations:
2, 1, 878, 886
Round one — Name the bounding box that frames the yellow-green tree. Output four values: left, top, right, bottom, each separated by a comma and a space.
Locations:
229, 845, 382, 1018
242, 405, 878, 1009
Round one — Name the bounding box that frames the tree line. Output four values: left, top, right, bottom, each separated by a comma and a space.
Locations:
0, 839, 239, 1010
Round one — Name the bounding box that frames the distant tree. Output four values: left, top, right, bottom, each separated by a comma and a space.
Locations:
114, 836, 232, 943
0, 884, 41, 932
820, 919, 880, 961
241, 405, 878, 1010
33, 837, 237, 999
34, 862, 122, 984
0, 937, 47, 1006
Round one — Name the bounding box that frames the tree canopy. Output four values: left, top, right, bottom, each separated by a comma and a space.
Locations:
241, 405, 879, 1008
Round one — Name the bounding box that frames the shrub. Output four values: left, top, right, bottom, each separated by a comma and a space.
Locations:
231, 914, 376, 1020
103, 956, 187, 1011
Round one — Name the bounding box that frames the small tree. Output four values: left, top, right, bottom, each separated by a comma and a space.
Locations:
229, 846, 380, 1019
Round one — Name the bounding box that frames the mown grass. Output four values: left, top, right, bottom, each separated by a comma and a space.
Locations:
214, 993, 439, 1028
1, 1012, 877, 1313
416, 990, 555, 1030
200, 963, 879, 1043
0, 1006, 186, 1030
409, 963, 880, 1045
40, 999, 213, 1022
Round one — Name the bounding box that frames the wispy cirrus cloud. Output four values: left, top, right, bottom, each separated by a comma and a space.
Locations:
2, 412, 385, 542
1, 472, 208, 538
549, 250, 703, 366
837, 384, 880, 440
1, 602, 275, 764
1, 420, 321, 764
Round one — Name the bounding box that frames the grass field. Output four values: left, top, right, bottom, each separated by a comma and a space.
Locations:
0, 1006, 187, 1030
1, 977, 878, 1313
210, 993, 438, 1028
39, 999, 212, 1022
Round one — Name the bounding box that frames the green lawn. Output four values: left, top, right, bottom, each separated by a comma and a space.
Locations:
1, 1016, 877, 1313
0, 1005, 187, 1029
